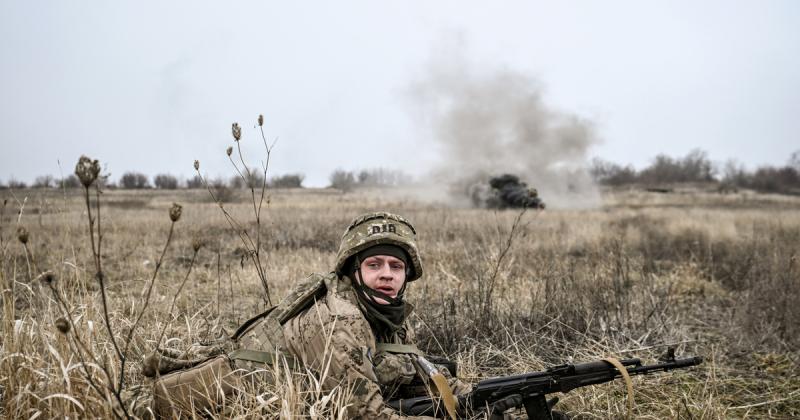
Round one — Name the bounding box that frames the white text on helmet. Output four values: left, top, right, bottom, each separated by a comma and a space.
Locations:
369, 223, 396, 235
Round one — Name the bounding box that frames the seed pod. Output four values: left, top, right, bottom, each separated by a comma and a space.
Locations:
169, 203, 183, 222
55, 317, 70, 334
74, 155, 100, 187
226, 146, 233, 157
231, 122, 241, 141
191, 236, 204, 252
258, 114, 264, 127
17, 226, 29, 244
194, 160, 200, 171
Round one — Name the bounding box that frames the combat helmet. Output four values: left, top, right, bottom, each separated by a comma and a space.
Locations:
335, 212, 423, 281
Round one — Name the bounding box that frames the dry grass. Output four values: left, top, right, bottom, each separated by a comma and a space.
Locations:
1, 187, 799, 419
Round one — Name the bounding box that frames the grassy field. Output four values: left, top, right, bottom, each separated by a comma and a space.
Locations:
1, 186, 798, 418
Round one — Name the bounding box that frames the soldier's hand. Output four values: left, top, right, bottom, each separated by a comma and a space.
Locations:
487, 393, 523, 420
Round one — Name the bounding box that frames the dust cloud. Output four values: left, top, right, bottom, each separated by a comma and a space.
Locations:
406, 54, 601, 209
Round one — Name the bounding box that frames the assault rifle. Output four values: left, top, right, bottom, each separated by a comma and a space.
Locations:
387, 350, 702, 419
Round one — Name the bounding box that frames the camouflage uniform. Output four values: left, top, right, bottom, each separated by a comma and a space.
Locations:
236, 212, 471, 419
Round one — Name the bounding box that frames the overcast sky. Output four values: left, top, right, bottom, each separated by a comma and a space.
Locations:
1, 1, 798, 186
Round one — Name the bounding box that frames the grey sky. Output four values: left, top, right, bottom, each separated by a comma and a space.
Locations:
1, 1, 798, 186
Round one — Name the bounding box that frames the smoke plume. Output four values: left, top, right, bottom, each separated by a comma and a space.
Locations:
407, 54, 601, 208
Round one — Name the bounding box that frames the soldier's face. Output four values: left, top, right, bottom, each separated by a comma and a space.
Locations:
357, 255, 407, 304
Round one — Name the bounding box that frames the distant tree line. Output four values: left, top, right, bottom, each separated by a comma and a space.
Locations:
0, 172, 307, 190
5, 152, 798, 195
590, 149, 800, 194
328, 168, 412, 192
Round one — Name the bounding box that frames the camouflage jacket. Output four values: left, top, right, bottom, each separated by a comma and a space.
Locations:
237, 272, 469, 419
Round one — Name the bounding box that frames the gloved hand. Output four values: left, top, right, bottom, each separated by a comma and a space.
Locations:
461, 395, 570, 420
546, 397, 571, 420
488, 394, 523, 420
488, 396, 570, 420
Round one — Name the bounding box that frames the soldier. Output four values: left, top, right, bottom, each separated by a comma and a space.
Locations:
232, 211, 472, 418
145, 212, 533, 419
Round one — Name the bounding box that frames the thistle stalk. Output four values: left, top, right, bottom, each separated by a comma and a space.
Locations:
74, 155, 131, 419
155, 245, 199, 350
82, 181, 123, 363
119, 203, 181, 390
75, 156, 124, 366
195, 115, 278, 306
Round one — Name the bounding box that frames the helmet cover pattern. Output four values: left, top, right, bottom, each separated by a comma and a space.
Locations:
334, 212, 423, 281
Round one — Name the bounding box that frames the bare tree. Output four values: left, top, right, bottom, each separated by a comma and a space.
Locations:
186, 175, 203, 188
7, 178, 27, 189
589, 158, 637, 186
638, 149, 715, 184
119, 172, 150, 189
356, 168, 411, 187
229, 175, 245, 189
210, 177, 234, 202
33, 175, 54, 188
154, 174, 179, 189
269, 173, 305, 188
721, 159, 747, 185
329, 169, 356, 192
60, 174, 81, 188
789, 150, 800, 171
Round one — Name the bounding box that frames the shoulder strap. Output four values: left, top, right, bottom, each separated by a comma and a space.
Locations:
276, 275, 328, 325
233, 274, 330, 358
231, 306, 278, 341
375, 343, 422, 356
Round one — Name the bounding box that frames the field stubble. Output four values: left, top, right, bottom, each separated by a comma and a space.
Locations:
1, 187, 798, 418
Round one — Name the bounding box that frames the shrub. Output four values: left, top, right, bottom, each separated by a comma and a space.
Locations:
269, 173, 305, 188
590, 150, 715, 186
186, 175, 203, 189
33, 175, 54, 188
229, 175, 245, 189
154, 174, 179, 189
329, 169, 356, 192
60, 175, 81, 189
638, 149, 714, 184
790, 150, 800, 171
589, 158, 637, 186
721, 153, 800, 194
245, 171, 265, 189
211, 178, 234, 202
720, 159, 748, 187
229, 172, 265, 189
7, 178, 27, 189
356, 168, 411, 187
747, 166, 800, 194
119, 172, 150, 189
